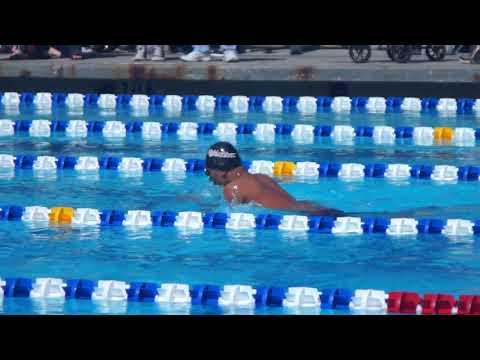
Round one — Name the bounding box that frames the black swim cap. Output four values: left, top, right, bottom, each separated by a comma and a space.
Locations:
205, 142, 242, 171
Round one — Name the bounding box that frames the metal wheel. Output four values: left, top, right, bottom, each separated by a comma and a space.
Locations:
349, 45, 372, 63
426, 45, 446, 61
389, 45, 412, 63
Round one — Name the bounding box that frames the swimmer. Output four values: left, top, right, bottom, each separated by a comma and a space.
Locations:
205, 141, 345, 216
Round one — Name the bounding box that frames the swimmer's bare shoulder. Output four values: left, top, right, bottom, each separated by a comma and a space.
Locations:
223, 177, 247, 203
224, 174, 262, 203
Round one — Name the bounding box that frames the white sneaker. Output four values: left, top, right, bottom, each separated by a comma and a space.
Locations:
133, 46, 146, 61
224, 50, 239, 62
150, 46, 164, 61
181, 51, 211, 62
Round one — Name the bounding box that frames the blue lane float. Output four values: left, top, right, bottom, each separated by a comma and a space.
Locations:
0, 203, 479, 237
0, 274, 477, 315
1, 119, 479, 148
0, 92, 479, 115
1, 154, 480, 184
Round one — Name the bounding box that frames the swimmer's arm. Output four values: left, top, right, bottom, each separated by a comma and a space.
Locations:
292, 201, 346, 217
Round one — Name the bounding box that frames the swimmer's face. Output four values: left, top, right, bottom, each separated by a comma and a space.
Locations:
205, 168, 229, 186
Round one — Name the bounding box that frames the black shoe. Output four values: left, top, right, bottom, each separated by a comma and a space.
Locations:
459, 55, 472, 64
290, 46, 303, 55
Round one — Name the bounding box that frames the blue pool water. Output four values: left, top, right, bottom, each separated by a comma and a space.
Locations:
1, 104, 480, 314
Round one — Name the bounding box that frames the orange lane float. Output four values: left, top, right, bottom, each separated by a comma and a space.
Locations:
273, 161, 296, 176
49, 207, 74, 223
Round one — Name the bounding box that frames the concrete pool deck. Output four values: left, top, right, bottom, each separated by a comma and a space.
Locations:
1, 47, 479, 97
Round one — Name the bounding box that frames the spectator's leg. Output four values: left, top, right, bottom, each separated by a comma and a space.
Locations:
210, 45, 224, 59
193, 45, 210, 53
53, 45, 81, 58
53, 45, 68, 57
48, 46, 62, 59
221, 45, 239, 62
68, 45, 83, 59
471, 45, 480, 63
447, 45, 463, 55
133, 45, 146, 61
150, 45, 165, 61
0, 45, 13, 54
210, 45, 221, 53
237, 45, 247, 54
8, 45, 27, 59
176, 45, 193, 54
459, 45, 480, 64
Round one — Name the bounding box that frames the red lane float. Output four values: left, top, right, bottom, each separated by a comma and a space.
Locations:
421, 294, 456, 315
458, 295, 480, 315
387, 292, 421, 314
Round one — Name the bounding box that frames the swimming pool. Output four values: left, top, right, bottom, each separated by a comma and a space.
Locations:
1, 93, 480, 315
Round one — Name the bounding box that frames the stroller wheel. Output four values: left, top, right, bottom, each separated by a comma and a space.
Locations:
426, 45, 446, 61
390, 45, 412, 63
349, 45, 371, 63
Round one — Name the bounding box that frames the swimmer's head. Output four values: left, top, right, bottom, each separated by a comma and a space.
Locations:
205, 142, 242, 186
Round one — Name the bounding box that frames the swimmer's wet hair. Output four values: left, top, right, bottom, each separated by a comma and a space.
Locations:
205, 142, 242, 171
